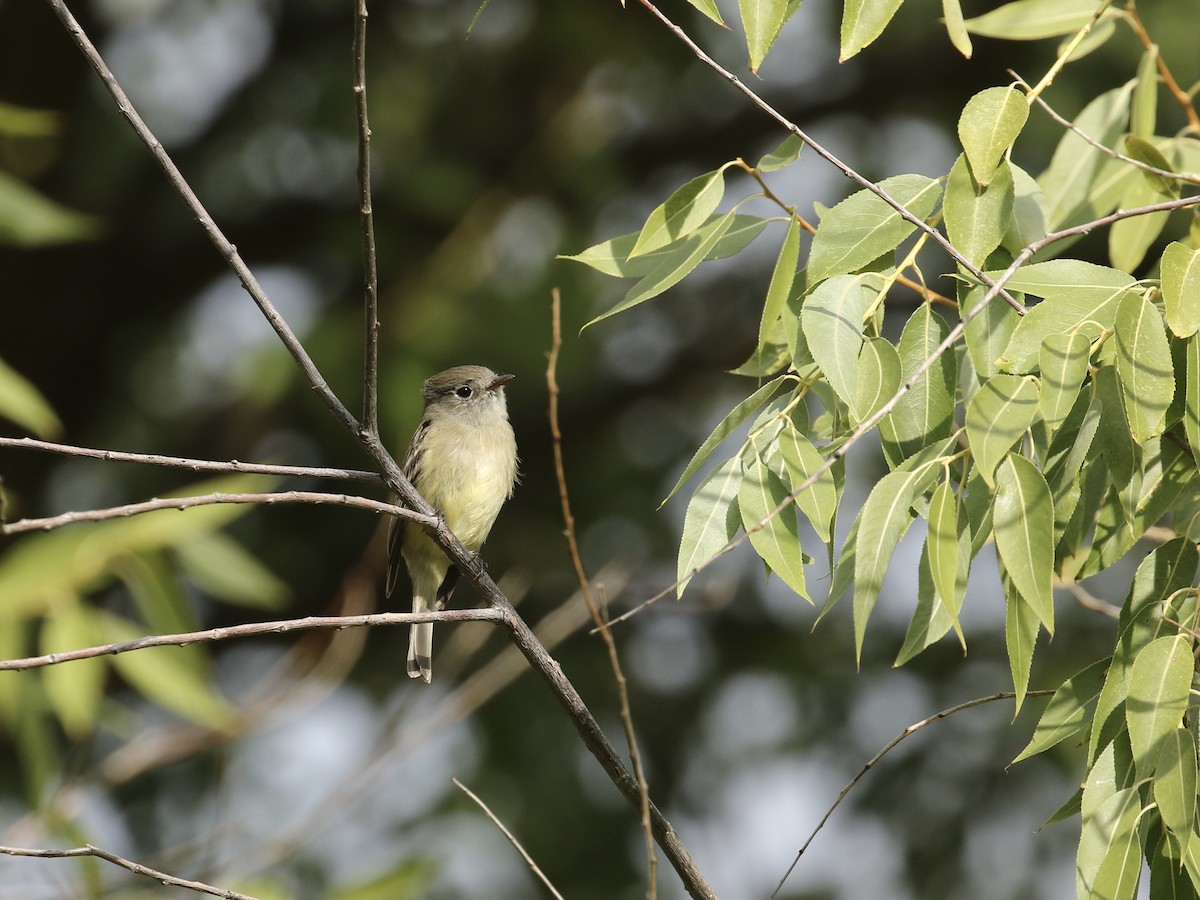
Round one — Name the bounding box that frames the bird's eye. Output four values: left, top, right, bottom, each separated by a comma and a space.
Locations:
455, 386, 473, 399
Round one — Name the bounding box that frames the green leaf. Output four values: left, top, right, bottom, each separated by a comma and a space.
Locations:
759, 215, 802, 347
1078, 787, 1143, 900
100, 611, 235, 729
807, 175, 942, 284
1092, 365, 1137, 489
40, 599, 107, 738
677, 457, 743, 597
663, 376, 787, 505
801, 275, 877, 411
965, 374, 1039, 486
944, 156, 1014, 266
963, 0, 1106, 39
1001, 163, 1048, 252
994, 453, 1055, 632
685, 0, 727, 26
895, 530, 966, 666
1037, 84, 1133, 230
853, 461, 943, 662
741, 0, 792, 73
584, 211, 738, 329
1124, 134, 1178, 196
0, 170, 103, 246
757, 133, 805, 172
629, 168, 728, 258
839, 0, 904, 61
941, 0, 972, 56
879, 305, 956, 466
1127, 634, 1193, 780
175, 533, 291, 610
1109, 173, 1171, 272
1013, 657, 1108, 763
957, 88, 1029, 186
1114, 292, 1174, 445
925, 478, 966, 639
1130, 47, 1160, 139
1003, 570, 1040, 713
562, 214, 768, 278
961, 283, 1019, 379
993, 260, 1137, 373
779, 424, 837, 542
1153, 728, 1197, 850
0, 356, 63, 438
1039, 331, 1092, 432
1162, 242, 1200, 339
852, 336, 901, 423
1188, 334, 1200, 469
740, 453, 810, 601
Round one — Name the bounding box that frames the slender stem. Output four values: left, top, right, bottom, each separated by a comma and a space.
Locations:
0, 436, 381, 483
1024, 0, 1114, 104
634, 0, 1027, 315
547, 288, 658, 899
0, 844, 259, 900
452, 779, 567, 900
768, 690, 1055, 899
1, 490, 433, 536
0, 608, 506, 671
354, 0, 381, 437
1123, 1, 1200, 135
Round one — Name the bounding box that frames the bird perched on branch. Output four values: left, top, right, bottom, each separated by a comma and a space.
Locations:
386, 365, 518, 682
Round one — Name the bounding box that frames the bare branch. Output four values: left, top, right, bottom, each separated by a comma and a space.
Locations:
452, 778, 567, 900
1063, 582, 1121, 618
354, 0, 381, 436
769, 690, 1055, 899
1, 490, 431, 536
0, 608, 506, 671
0, 843, 260, 900
547, 288, 657, 899
0, 436, 381, 483
1122, 1, 1200, 135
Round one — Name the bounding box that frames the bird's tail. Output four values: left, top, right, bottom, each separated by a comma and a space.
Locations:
407, 594, 434, 683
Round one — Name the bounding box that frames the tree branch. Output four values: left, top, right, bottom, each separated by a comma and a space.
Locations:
0, 436, 381, 483
1, 490, 432, 536
0, 843, 260, 900
547, 288, 657, 899
0, 608, 506, 671
768, 689, 1055, 899
354, 0, 381, 437
453, 778, 567, 900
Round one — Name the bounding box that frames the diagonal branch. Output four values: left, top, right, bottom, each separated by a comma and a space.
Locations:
633, 0, 1028, 315
1, 490, 433, 535
0, 436, 381, 483
0, 843, 259, 899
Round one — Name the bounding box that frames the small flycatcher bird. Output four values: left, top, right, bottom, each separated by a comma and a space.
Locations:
386, 365, 519, 682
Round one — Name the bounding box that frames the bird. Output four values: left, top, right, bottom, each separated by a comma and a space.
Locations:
386, 365, 519, 682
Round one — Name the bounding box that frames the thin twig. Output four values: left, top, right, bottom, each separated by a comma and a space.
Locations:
1063, 582, 1121, 618
1122, 1, 1200, 135
452, 779, 567, 900
0, 436, 381, 482
547, 288, 658, 899
0, 608, 506, 671
0, 843, 260, 900
1, 490, 433, 535
768, 689, 1055, 899
353, 0, 381, 437
1020, 80, 1200, 186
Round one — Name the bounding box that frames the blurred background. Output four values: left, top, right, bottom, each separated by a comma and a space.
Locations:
0, 0, 1193, 897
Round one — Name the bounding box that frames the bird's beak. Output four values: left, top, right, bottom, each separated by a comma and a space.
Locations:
486, 373, 515, 392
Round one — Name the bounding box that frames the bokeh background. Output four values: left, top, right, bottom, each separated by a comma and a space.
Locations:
1, 0, 1195, 898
